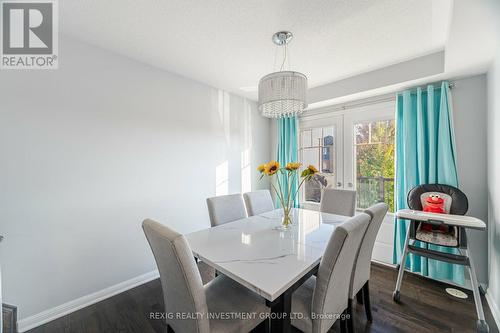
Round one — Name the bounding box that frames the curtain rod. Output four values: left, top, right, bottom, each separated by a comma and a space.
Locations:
302, 81, 456, 118
401, 81, 455, 93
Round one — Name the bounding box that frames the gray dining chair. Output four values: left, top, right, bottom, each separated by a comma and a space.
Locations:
243, 190, 274, 216
346, 203, 389, 333
320, 188, 357, 217
291, 213, 371, 333
142, 219, 269, 333
206, 194, 247, 227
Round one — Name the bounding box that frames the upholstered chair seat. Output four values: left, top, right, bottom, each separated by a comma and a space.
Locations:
205, 275, 269, 333
291, 276, 316, 333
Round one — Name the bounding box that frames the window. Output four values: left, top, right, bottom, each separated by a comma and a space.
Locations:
354, 119, 395, 211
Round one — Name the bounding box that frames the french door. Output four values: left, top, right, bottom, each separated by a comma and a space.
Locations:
299, 100, 396, 263
298, 115, 343, 203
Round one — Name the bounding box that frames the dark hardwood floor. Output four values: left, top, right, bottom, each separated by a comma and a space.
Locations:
28, 263, 498, 333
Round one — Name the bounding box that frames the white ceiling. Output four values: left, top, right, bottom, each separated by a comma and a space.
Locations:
61, 0, 453, 100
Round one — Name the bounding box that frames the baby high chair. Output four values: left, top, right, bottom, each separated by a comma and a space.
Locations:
393, 184, 488, 333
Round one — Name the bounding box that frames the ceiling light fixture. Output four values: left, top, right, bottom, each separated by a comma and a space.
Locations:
258, 31, 308, 118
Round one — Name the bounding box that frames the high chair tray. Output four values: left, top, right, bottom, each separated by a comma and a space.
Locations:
396, 209, 486, 230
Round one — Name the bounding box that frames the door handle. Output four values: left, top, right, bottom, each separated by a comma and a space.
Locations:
337, 182, 342, 187
347, 182, 353, 188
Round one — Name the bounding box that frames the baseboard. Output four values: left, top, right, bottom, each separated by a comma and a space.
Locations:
486, 291, 500, 331
371, 259, 396, 268
17, 270, 159, 332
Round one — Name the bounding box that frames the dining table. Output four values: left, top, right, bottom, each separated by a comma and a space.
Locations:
185, 208, 350, 333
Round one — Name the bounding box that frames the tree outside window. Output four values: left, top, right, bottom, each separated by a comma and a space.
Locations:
354, 119, 395, 211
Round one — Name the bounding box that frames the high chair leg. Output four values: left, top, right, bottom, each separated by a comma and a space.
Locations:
393, 225, 410, 302
464, 248, 489, 333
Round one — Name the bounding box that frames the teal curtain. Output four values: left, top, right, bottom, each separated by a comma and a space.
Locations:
277, 117, 299, 207
393, 81, 464, 285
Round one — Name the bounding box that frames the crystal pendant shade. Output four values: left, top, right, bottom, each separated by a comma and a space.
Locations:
258, 71, 308, 118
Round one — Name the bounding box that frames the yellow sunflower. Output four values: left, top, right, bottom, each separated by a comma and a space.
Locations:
307, 165, 318, 174
257, 164, 267, 173
264, 161, 280, 175
301, 164, 319, 178
285, 162, 301, 171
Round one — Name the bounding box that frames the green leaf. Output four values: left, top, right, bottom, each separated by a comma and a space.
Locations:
301, 169, 311, 178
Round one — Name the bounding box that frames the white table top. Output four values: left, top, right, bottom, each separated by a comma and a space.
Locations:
185, 208, 349, 301
396, 209, 486, 229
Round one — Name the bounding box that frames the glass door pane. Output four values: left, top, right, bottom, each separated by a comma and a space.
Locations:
299, 126, 337, 203
353, 119, 395, 211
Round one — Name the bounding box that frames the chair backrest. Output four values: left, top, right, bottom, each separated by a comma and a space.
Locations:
349, 203, 389, 298
312, 213, 371, 333
142, 219, 209, 333
320, 188, 357, 217
407, 184, 468, 215
206, 194, 247, 227
243, 190, 274, 216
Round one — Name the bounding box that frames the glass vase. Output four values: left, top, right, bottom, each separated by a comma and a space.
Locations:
281, 208, 292, 230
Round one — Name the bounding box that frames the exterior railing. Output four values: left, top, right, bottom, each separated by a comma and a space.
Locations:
303, 175, 395, 211
356, 176, 394, 211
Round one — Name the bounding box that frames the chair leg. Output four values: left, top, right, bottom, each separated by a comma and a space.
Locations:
362, 282, 373, 323
347, 298, 354, 333
340, 310, 348, 333
167, 324, 174, 333
264, 318, 270, 333
356, 289, 364, 305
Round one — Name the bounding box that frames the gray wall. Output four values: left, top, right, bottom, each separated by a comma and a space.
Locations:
0, 37, 270, 324
487, 51, 500, 320
452, 74, 488, 285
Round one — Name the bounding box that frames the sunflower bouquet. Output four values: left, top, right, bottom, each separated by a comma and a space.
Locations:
258, 161, 318, 229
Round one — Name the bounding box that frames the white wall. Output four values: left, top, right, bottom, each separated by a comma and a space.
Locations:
487, 50, 500, 325
0, 37, 270, 324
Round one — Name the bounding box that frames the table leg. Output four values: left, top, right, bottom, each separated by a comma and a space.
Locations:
265, 265, 318, 333
268, 291, 292, 333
